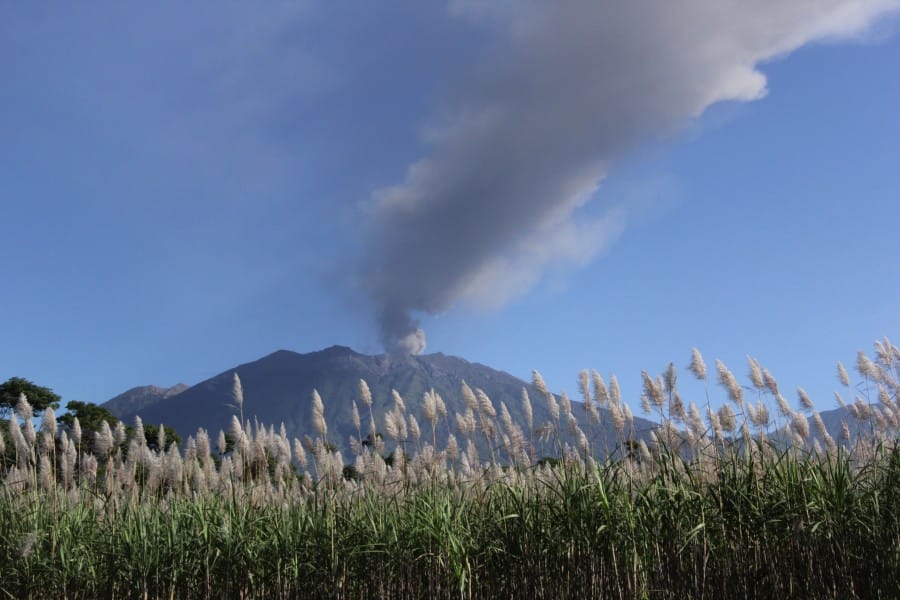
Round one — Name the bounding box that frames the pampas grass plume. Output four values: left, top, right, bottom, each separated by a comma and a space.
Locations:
797, 387, 814, 411
312, 389, 327, 438
747, 356, 765, 391
837, 362, 850, 387
716, 360, 743, 406
15, 393, 33, 420
520, 388, 533, 431
359, 379, 372, 407
689, 348, 707, 381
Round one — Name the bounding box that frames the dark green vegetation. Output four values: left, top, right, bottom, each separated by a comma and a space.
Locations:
1, 446, 898, 599
0, 377, 60, 419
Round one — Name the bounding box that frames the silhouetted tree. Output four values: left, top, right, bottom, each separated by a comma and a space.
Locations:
0, 377, 61, 419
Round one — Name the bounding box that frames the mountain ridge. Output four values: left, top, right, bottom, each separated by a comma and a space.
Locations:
100, 345, 866, 456
102, 345, 657, 457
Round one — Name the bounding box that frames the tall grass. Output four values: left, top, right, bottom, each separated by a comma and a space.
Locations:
1, 339, 899, 598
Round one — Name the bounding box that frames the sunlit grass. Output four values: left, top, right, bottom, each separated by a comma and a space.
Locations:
1, 339, 898, 598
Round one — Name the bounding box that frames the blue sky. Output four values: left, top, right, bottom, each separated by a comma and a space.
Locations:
2, 2, 898, 416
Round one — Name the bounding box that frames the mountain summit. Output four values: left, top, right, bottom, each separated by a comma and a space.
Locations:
102, 346, 653, 456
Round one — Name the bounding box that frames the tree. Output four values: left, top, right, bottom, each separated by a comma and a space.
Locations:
58, 401, 182, 453
57, 400, 119, 432
0, 377, 61, 420
142, 424, 182, 453
57, 400, 121, 455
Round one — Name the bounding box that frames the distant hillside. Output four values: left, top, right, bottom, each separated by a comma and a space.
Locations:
102, 346, 657, 458
102, 383, 189, 418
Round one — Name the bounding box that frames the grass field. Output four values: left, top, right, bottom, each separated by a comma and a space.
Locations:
2, 340, 898, 598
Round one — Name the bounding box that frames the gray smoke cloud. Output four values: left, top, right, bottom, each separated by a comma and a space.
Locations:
359, 0, 898, 354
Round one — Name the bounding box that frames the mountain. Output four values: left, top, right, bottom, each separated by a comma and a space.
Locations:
102, 345, 655, 457
102, 383, 189, 418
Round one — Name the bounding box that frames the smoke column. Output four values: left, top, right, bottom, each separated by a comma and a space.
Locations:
358, 0, 898, 354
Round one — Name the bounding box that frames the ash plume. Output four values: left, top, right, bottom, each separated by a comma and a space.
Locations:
359, 0, 898, 354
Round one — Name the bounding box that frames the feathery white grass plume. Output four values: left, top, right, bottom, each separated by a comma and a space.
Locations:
688, 402, 704, 438
156, 423, 166, 452
352, 401, 361, 431
422, 390, 437, 425
81, 453, 98, 484
0, 428, 5, 457
797, 387, 814, 411
688, 348, 707, 381
641, 371, 664, 409
455, 410, 472, 436
368, 415, 377, 442
664, 362, 677, 395
311, 389, 327, 438
359, 379, 372, 407
293, 438, 307, 468
715, 360, 744, 406
559, 391, 572, 418
476, 389, 497, 418
874, 338, 893, 368
71, 417, 82, 446
670, 392, 686, 421
520, 388, 533, 431
623, 403, 634, 428
93, 421, 112, 456
577, 429, 590, 455
609, 375, 621, 406
747, 357, 765, 391
8, 418, 28, 456
435, 392, 447, 419
745, 402, 757, 426
811, 411, 835, 451
584, 395, 600, 425
792, 412, 810, 442
856, 351, 879, 380
532, 370, 549, 397
461, 381, 478, 411
578, 370, 590, 404
841, 420, 851, 441
853, 396, 872, 420
131, 416, 144, 448
567, 413, 578, 437
391, 389, 406, 413
408, 414, 421, 441
385, 410, 399, 440
609, 402, 625, 434
640, 393, 651, 414
445, 433, 459, 460
232, 372, 244, 416
774, 393, 793, 419
718, 404, 736, 433
114, 421, 127, 446
228, 415, 243, 446
761, 368, 779, 396
15, 393, 33, 420
499, 402, 514, 434
833, 391, 846, 409
837, 362, 850, 387
41, 407, 57, 437
638, 439, 652, 464
878, 385, 891, 409
195, 428, 210, 461
750, 401, 770, 429
706, 406, 723, 439
591, 371, 609, 406
546, 391, 560, 422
